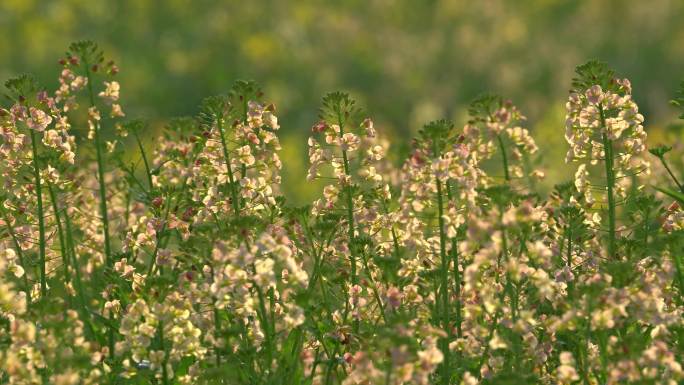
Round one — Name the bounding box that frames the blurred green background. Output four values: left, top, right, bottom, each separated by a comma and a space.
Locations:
2, 0, 684, 202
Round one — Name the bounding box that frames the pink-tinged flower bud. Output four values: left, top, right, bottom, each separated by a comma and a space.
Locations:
386, 287, 402, 310
181, 207, 195, 221
410, 150, 425, 167
312, 121, 327, 133
152, 197, 163, 208
667, 201, 680, 212
184, 271, 194, 282
36, 91, 48, 103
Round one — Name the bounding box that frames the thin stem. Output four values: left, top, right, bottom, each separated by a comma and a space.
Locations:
0, 204, 31, 305
29, 128, 47, 297
477, 311, 500, 379
133, 130, 154, 189
209, 260, 222, 365
657, 156, 684, 194
599, 105, 616, 260
381, 200, 401, 265
497, 134, 510, 182
359, 248, 389, 324
566, 226, 574, 294
216, 115, 240, 216
672, 242, 684, 303
146, 193, 172, 277
254, 283, 274, 374
158, 321, 170, 385
63, 207, 98, 342
46, 182, 70, 292
435, 172, 451, 384
336, 109, 359, 334
83, 60, 112, 266
446, 182, 462, 339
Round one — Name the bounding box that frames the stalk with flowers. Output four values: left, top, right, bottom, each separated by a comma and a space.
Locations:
0, 44, 683, 385
565, 61, 649, 260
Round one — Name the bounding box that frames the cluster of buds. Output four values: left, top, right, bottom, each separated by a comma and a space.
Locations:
565, 62, 650, 199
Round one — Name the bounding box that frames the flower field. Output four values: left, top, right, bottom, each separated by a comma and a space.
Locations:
1, 41, 684, 384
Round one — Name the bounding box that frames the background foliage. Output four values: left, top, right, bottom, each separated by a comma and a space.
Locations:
2, 0, 684, 201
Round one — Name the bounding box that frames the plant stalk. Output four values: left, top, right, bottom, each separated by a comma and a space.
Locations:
599, 105, 616, 260
29, 128, 47, 297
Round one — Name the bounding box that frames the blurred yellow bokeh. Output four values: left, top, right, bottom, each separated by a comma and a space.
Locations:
2, 0, 684, 202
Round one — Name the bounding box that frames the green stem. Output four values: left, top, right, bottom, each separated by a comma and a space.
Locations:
63, 207, 98, 342
477, 311, 499, 379
83, 60, 112, 266
672, 242, 684, 303
255, 283, 274, 374
566, 226, 574, 295
381, 200, 401, 265
133, 130, 154, 189
46, 182, 70, 292
158, 321, 170, 385
600, 105, 616, 260
216, 114, 240, 216
657, 156, 684, 194
359, 248, 389, 324
0, 204, 31, 305
435, 174, 451, 384
336, 110, 359, 333
498, 204, 520, 371
446, 182, 462, 339
497, 134, 510, 182
29, 128, 47, 297
302, 215, 328, 293
146, 193, 172, 277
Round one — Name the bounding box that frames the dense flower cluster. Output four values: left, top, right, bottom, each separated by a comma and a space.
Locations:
1, 45, 683, 385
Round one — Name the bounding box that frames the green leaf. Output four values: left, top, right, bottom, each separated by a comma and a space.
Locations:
68, 40, 104, 65
319, 91, 361, 127
571, 60, 617, 93
653, 185, 684, 204
4, 74, 39, 103
671, 79, 684, 119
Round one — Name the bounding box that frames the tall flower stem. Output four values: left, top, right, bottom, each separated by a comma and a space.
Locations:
29, 128, 47, 297
497, 134, 510, 182
435, 173, 452, 384
446, 182, 462, 339
336, 110, 359, 333
430, 136, 452, 383
46, 183, 70, 293
83, 60, 112, 266
216, 115, 241, 216
0, 204, 31, 305
63, 206, 98, 341
133, 130, 154, 189
157, 321, 170, 385
656, 155, 684, 193
599, 105, 616, 259
566, 225, 575, 295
